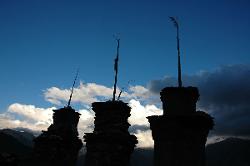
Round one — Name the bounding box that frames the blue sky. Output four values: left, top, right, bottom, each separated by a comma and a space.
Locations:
1, 0, 249, 109
0, 0, 250, 141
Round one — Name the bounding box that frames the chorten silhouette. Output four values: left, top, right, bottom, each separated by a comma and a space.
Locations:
84, 39, 138, 166
33, 72, 83, 166
147, 17, 214, 166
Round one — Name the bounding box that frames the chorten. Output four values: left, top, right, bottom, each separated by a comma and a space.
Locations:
147, 17, 214, 166
33, 72, 83, 166
84, 38, 137, 166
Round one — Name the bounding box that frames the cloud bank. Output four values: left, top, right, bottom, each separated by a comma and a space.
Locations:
1, 85, 161, 148
0, 104, 55, 131
44, 82, 154, 106
148, 64, 250, 137
44, 82, 114, 105
1, 64, 250, 147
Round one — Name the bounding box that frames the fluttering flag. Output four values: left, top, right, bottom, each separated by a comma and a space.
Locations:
169, 16, 179, 28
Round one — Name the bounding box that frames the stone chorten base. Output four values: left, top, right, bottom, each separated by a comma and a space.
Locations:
33, 106, 83, 166
147, 87, 214, 166
84, 101, 138, 166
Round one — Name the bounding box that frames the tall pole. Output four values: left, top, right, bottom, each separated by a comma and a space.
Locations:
112, 38, 120, 101
170, 17, 182, 87
67, 69, 79, 107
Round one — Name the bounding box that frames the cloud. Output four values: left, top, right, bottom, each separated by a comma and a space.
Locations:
127, 99, 162, 148
0, 104, 54, 131
3, 64, 249, 148
77, 109, 95, 137
134, 130, 154, 148
44, 82, 112, 105
43, 81, 162, 147
44, 82, 114, 105
148, 64, 250, 137
129, 99, 162, 127
8, 103, 55, 124
44, 81, 156, 106
0, 99, 162, 148
127, 85, 151, 99
0, 103, 95, 141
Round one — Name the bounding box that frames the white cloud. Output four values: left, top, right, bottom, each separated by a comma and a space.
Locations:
127, 99, 162, 148
78, 109, 95, 137
0, 103, 55, 131
0, 98, 163, 148
0, 82, 164, 148
0, 80, 224, 148
135, 130, 154, 148
43, 81, 158, 106
127, 85, 151, 99
0, 113, 48, 131
44, 87, 68, 105
129, 99, 162, 126
2, 65, 248, 149
44, 82, 115, 105
0, 103, 95, 139
8, 103, 55, 123
42, 82, 162, 147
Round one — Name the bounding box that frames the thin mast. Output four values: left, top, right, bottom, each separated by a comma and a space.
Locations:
112, 38, 120, 101
169, 17, 182, 87
67, 69, 79, 107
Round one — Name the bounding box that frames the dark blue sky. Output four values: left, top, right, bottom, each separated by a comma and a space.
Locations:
0, 0, 249, 110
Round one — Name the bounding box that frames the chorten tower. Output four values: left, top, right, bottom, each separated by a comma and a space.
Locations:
84, 38, 137, 166
147, 17, 214, 166
33, 72, 83, 166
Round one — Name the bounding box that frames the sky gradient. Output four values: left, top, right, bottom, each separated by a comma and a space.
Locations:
0, 0, 250, 147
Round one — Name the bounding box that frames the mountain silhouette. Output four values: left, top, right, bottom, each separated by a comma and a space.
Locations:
206, 137, 250, 166
1, 128, 250, 166
0, 129, 37, 166
0, 129, 33, 155
0, 129, 35, 147
77, 138, 250, 166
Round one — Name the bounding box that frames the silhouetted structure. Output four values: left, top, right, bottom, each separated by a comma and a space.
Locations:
84, 101, 137, 166
84, 39, 137, 166
147, 17, 214, 166
148, 87, 213, 166
33, 106, 83, 166
33, 71, 82, 165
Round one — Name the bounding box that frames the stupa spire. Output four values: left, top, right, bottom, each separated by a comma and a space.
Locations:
112, 37, 120, 101
169, 16, 182, 87
67, 69, 79, 107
